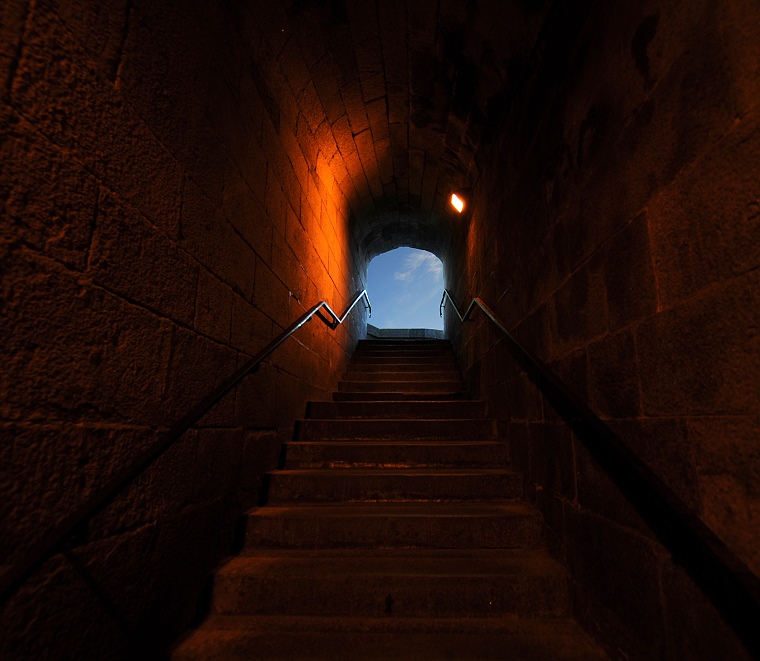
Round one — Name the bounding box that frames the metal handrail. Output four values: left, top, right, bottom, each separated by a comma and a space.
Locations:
0, 290, 371, 603
440, 288, 760, 655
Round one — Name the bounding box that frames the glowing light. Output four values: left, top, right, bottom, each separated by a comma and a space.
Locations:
450, 193, 465, 213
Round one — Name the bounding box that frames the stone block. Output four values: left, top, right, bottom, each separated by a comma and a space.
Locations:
354, 130, 377, 186
235, 361, 277, 430
284, 206, 309, 262
297, 81, 325, 134
410, 49, 435, 100
261, 112, 291, 180
649, 110, 760, 308
636, 270, 760, 416
75, 521, 160, 625
194, 267, 232, 344
586, 329, 640, 419
237, 138, 269, 208
573, 432, 653, 536
271, 328, 311, 379
377, 147, 395, 186
355, 39, 384, 84
315, 120, 338, 163
361, 71, 386, 104
568, 576, 653, 661
366, 96, 389, 141
280, 38, 311, 97
310, 57, 346, 126
116, 3, 206, 166
43, 0, 128, 79
487, 379, 509, 423
661, 558, 753, 661
181, 178, 255, 300
0, 0, 26, 90
515, 302, 553, 362
231, 292, 273, 357
598, 416, 698, 518
147, 499, 232, 642
689, 415, 760, 577
545, 347, 588, 424
529, 422, 576, 500
91, 426, 198, 536
2, 422, 150, 561
507, 422, 530, 479
536, 488, 567, 561
239, 429, 281, 495
10, 2, 182, 235
184, 121, 229, 206
0, 246, 171, 425
331, 115, 358, 159
296, 115, 319, 170
253, 258, 292, 327
565, 509, 665, 654
265, 179, 288, 236
0, 108, 99, 270
274, 369, 314, 432
409, 148, 425, 195
604, 212, 657, 331
191, 428, 245, 504
91, 189, 198, 326
377, 0, 407, 85
553, 260, 608, 355
0, 553, 126, 659
281, 125, 310, 192
161, 324, 237, 425
329, 151, 349, 189
222, 162, 273, 264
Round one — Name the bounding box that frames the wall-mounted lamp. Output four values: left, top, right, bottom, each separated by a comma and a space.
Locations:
450, 193, 465, 213
450, 189, 471, 215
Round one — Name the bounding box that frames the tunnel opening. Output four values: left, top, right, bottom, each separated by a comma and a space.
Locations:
365, 247, 444, 337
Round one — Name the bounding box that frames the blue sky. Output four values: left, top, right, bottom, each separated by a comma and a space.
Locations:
366, 247, 444, 329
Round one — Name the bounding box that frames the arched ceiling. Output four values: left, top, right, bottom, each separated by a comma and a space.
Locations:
241, 0, 548, 264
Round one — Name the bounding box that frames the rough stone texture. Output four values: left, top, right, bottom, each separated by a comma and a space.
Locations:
172, 340, 605, 659
1, 0, 364, 657
2, 0, 758, 658
447, 0, 760, 658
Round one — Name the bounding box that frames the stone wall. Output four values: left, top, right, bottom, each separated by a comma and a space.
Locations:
0, 0, 364, 656
446, 0, 759, 658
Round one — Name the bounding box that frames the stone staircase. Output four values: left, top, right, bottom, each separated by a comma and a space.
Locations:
173, 338, 605, 660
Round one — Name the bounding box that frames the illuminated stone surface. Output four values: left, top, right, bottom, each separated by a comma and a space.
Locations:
1, 0, 757, 657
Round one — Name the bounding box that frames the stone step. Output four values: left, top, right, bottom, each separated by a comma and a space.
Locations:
210, 549, 569, 618
306, 399, 487, 419
282, 440, 508, 469
357, 339, 451, 348
245, 502, 543, 550
173, 615, 606, 661
351, 355, 457, 365
294, 418, 494, 441
342, 370, 462, 382
338, 380, 465, 393
348, 361, 458, 372
333, 391, 466, 401
265, 469, 521, 503
353, 349, 453, 358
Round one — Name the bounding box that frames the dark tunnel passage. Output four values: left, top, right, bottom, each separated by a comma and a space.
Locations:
1, 0, 759, 658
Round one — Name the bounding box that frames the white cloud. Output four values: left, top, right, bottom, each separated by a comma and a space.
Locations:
393, 251, 442, 283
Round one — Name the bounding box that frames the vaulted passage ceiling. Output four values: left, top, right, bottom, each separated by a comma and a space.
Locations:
240, 0, 547, 262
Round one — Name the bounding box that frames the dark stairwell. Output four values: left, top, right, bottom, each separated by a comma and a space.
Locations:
1, 0, 759, 659
173, 338, 605, 660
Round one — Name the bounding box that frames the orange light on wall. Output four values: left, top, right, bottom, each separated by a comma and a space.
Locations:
450, 193, 465, 213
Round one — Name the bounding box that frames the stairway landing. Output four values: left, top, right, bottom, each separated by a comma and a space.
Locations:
173, 338, 605, 660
